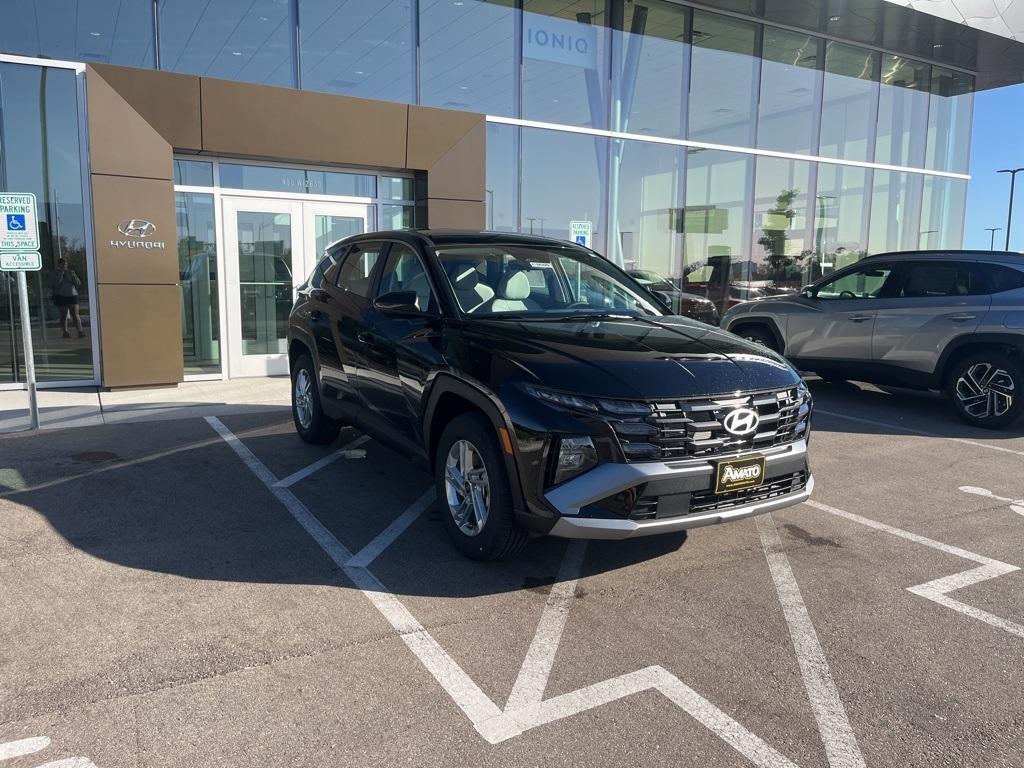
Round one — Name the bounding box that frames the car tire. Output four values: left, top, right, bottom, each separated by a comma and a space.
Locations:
948, 352, 1023, 429
291, 353, 341, 444
735, 325, 780, 353
435, 412, 528, 561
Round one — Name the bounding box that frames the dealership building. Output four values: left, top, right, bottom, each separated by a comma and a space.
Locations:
0, 0, 1022, 389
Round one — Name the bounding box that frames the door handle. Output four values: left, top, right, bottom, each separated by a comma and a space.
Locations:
848, 315, 872, 322
948, 313, 976, 322
357, 332, 369, 344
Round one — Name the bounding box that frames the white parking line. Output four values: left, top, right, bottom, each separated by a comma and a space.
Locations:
757, 515, 866, 768
207, 416, 803, 763
346, 488, 435, 569
806, 500, 1024, 639
813, 408, 1024, 458
0, 737, 49, 760
960, 485, 1024, 517
273, 435, 370, 488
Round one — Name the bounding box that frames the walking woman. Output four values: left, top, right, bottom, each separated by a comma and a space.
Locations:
52, 257, 85, 338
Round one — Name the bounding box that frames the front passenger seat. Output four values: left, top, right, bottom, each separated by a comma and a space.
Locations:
490, 271, 538, 313
451, 266, 494, 313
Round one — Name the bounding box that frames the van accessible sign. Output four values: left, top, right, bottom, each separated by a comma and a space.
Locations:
524, 13, 597, 70
0, 193, 39, 251
0, 251, 42, 271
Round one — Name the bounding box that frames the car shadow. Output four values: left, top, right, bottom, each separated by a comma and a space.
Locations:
0, 415, 690, 602
805, 378, 1024, 441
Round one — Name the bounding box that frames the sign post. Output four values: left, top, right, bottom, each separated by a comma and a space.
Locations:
0, 192, 41, 431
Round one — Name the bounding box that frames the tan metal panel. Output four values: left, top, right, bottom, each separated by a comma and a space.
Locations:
424, 120, 486, 202
427, 199, 485, 230
89, 64, 202, 151
86, 68, 173, 180
200, 77, 408, 168
98, 283, 184, 388
91, 175, 178, 285
406, 105, 483, 169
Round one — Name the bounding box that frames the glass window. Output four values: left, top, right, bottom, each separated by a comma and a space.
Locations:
926, 68, 974, 174
610, 140, 684, 301
0, 1, 154, 67
173, 160, 214, 187
876, 56, 930, 168
314, 215, 365, 256
336, 243, 383, 297
813, 165, 870, 281
920, 177, 966, 251
236, 210, 293, 356
758, 29, 821, 154
752, 157, 813, 296
0, 63, 94, 384
819, 42, 879, 162
682, 149, 752, 313
522, 1, 609, 128
485, 123, 519, 233
688, 11, 758, 147
377, 244, 436, 312
982, 264, 1024, 293
158, 0, 296, 86
382, 177, 415, 202
612, 0, 688, 138
176, 192, 220, 375
420, 0, 517, 116
300, 0, 414, 103
816, 263, 895, 299
520, 128, 607, 253
868, 171, 923, 253
381, 205, 415, 230
896, 262, 978, 298
219, 164, 374, 197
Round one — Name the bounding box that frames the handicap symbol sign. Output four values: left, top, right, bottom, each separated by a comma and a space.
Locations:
575, 235, 586, 245
6, 214, 25, 231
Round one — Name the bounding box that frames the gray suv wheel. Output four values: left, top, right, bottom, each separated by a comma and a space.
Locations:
949, 352, 1023, 429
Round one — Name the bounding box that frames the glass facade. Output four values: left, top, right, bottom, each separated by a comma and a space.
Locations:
0, 61, 94, 384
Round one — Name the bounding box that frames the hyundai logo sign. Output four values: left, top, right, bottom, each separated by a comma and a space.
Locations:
118, 219, 157, 238
722, 407, 760, 436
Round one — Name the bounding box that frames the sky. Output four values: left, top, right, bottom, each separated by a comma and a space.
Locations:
963, 82, 1024, 252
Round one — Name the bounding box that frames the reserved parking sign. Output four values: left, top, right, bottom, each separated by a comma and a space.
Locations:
0, 193, 39, 251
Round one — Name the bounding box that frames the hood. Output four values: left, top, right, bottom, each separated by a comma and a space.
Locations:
463, 314, 800, 399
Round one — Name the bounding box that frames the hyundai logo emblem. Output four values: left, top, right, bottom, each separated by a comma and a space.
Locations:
117, 218, 156, 238
722, 407, 760, 436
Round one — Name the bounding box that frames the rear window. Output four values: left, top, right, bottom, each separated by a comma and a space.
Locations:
982, 263, 1024, 293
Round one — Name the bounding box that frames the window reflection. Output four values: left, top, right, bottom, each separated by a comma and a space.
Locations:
522, 0, 609, 128
868, 171, 923, 253
485, 123, 520, 233
927, 68, 973, 173
612, 0, 688, 138
813, 165, 869, 281
758, 28, 821, 154
300, 0, 414, 102
876, 55, 930, 168
688, 11, 757, 147
0, 63, 94, 383
177, 192, 220, 375
751, 157, 812, 297
682, 149, 752, 313
158, 0, 296, 86
420, 0, 517, 116
820, 42, 878, 161
921, 177, 967, 249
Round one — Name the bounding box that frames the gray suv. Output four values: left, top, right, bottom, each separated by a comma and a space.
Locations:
720, 251, 1024, 429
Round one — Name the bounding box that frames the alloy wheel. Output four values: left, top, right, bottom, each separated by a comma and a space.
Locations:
444, 439, 490, 537
954, 362, 1015, 420
294, 368, 313, 429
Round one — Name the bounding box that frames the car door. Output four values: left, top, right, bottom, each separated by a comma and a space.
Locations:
355, 242, 445, 443
300, 249, 344, 388
330, 241, 386, 412
785, 261, 898, 361
872, 260, 989, 374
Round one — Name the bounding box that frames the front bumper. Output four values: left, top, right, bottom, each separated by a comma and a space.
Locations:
545, 439, 810, 540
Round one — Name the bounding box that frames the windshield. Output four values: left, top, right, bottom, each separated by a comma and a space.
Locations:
435, 244, 664, 318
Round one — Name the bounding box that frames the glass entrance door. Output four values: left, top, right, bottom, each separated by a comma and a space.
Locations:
223, 197, 370, 377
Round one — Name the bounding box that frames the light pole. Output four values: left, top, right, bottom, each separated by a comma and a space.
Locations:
485, 189, 494, 230
997, 167, 1024, 250
985, 227, 1002, 251
525, 217, 537, 234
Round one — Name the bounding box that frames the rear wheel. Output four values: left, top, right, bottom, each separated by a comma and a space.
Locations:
735, 325, 780, 353
435, 413, 528, 560
291, 353, 340, 444
949, 352, 1023, 429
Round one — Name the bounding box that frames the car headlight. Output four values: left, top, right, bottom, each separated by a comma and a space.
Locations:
525, 385, 598, 412
552, 436, 598, 485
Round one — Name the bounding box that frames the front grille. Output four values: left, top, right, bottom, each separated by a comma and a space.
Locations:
688, 471, 809, 515
613, 386, 809, 461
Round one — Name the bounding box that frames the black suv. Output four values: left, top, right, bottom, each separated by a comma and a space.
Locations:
287, 231, 813, 559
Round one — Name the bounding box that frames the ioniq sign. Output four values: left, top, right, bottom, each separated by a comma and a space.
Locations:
110, 218, 165, 250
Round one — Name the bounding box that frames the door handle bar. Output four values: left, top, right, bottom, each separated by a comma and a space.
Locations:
848, 315, 872, 322
948, 313, 976, 321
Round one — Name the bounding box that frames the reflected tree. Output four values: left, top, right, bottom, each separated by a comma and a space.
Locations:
757, 188, 806, 283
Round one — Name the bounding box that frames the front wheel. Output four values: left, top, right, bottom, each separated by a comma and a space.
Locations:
291, 353, 340, 444
435, 413, 528, 560
949, 352, 1023, 429
735, 325, 780, 353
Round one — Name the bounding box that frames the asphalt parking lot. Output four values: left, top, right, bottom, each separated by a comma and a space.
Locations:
1, 380, 1023, 768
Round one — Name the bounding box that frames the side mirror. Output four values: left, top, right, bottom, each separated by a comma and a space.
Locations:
652, 289, 674, 310
799, 286, 816, 299
374, 290, 422, 317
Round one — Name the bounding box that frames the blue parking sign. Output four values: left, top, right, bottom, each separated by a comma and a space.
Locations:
6, 214, 25, 231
